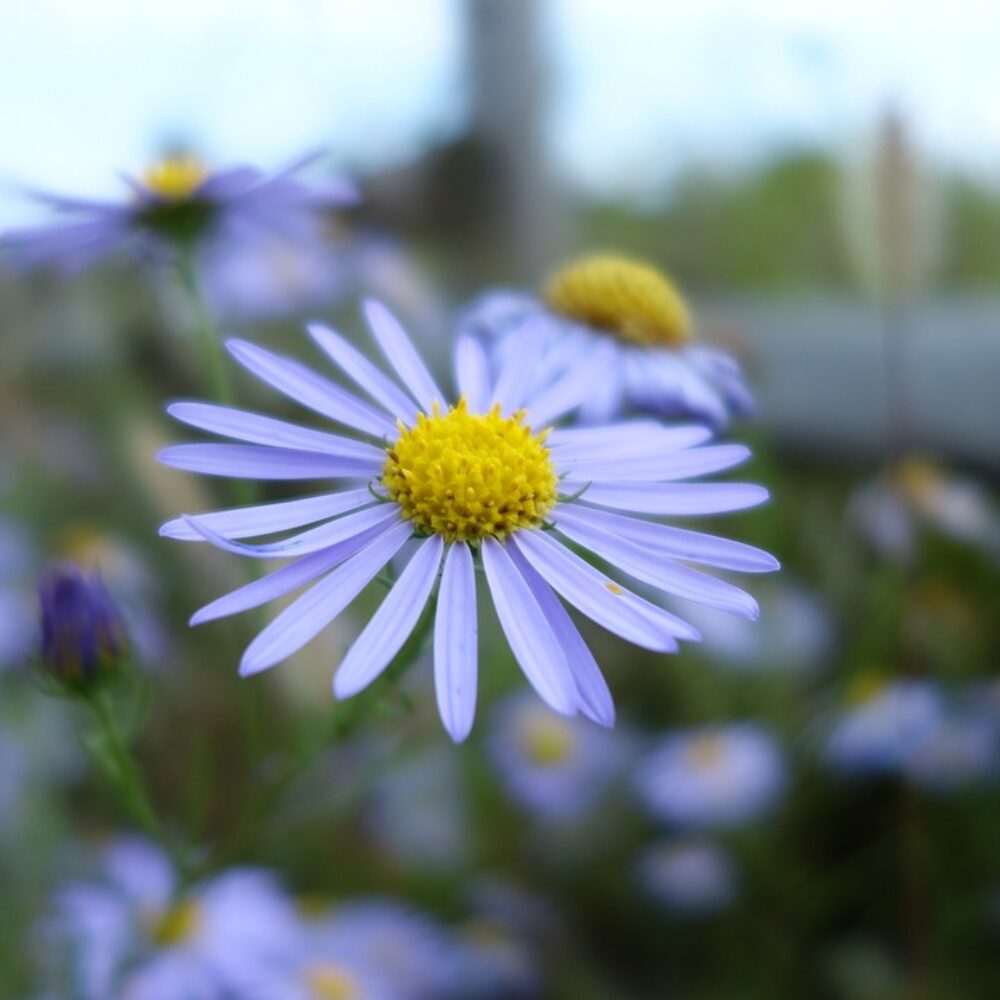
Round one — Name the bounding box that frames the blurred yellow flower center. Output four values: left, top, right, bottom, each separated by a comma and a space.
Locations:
544, 254, 692, 347
846, 670, 886, 706
306, 963, 359, 1000
143, 155, 207, 200
685, 735, 726, 770
150, 898, 201, 947
520, 713, 575, 766
382, 398, 557, 544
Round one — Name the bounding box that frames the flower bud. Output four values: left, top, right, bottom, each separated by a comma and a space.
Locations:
38, 565, 127, 690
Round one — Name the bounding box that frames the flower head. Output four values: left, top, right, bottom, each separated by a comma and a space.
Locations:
636, 838, 738, 916
38, 564, 126, 690
158, 300, 777, 741
460, 253, 753, 428
487, 692, 632, 820
635, 723, 786, 828
46, 837, 300, 999
1, 151, 358, 274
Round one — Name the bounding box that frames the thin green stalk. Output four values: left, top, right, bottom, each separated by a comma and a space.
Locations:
175, 251, 233, 406
85, 688, 161, 840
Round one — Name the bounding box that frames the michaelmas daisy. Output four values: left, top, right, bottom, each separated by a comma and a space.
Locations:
158, 300, 777, 741
1, 152, 357, 274
460, 253, 754, 429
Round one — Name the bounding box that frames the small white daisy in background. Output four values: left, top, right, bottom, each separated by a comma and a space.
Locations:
635, 724, 786, 829
487, 692, 633, 822
45, 837, 300, 999
458, 253, 754, 429
636, 839, 738, 916
158, 299, 777, 741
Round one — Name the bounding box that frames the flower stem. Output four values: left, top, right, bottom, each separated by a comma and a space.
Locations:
84, 688, 160, 840
175, 250, 233, 406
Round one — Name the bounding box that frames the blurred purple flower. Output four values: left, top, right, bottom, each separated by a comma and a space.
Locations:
637, 838, 738, 916
1, 152, 358, 275
45, 836, 300, 999
635, 723, 786, 829
487, 692, 633, 821
38, 564, 127, 689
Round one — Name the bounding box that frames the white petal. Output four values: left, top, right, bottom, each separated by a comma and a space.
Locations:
507, 543, 614, 727
511, 529, 694, 650
362, 299, 445, 413
239, 521, 413, 675
167, 402, 383, 461
159, 490, 373, 541
491, 318, 544, 414
523, 343, 613, 428
562, 482, 770, 516
481, 538, 578, 715
225, 339, 397, 439
453, 335, 491, 413
548, 422, 712, 462
566, 444, 751, 482
555, 504, 779, 573
434, 542, 479, 742
190, 526, 384, 624
307, 322, 418, 424
554, 506, 759, 619
183, 504, 398, 560
334, 534, 444, 698
157, 444, 380, 480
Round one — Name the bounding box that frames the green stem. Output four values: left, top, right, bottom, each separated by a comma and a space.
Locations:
85, 688, 161, 840
175, 250, 233, 406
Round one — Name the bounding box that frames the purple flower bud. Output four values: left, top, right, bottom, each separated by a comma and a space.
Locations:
38, 565, 127, 689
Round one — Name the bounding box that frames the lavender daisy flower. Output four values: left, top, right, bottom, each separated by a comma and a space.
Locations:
1, 152, 358, 275
635, 724, 786, 829
158, 300, 777, 741
459, 254, 754, 429
636, 838, 738, 916
487, 692, 632, 821
47, 837, 300, 999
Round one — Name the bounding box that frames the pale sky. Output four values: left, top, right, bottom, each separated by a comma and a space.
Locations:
1, 0, 998, 224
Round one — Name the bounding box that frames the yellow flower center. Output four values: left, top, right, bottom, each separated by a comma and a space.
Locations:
306, 963, 359, 1000
846, 669, 887, 706
142, 155, 208, 200
685, 735, 726, 770
544, 254, 692, 347
150, 898, 201, 947
382, 398, 557, 544
519, 713, 575, 766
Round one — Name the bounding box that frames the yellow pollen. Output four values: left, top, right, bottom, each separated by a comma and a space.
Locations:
685, 735, 726, 770
544, 253, 692, 347
605, 582, 624, 595
520, 713, 575, 767
305, 964, 358, 1000
382, 398, 557, 544
143, 155, 207, 200
150, 898, 201, 947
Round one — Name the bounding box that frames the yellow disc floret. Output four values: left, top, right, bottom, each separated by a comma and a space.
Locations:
382, 398, 557, 544
150, 898, 202, 946
519, 713, 575, 767
143, 154, 208, 200
544, 253, 692, 347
